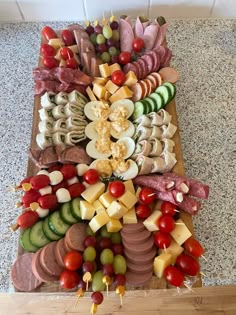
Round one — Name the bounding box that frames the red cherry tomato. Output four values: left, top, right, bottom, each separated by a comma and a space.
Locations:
42, 26, 57, 41
135, 204, 151, 219
132, 38, 145, 52
83, 169, 99, 185
17, 211, 39, 229
154, 231, 171, 249
22, 190, 41, 207
109, 181, 125, 198
38, 194, 58, 209
164, 266, 185, 287
183, 238, 204, 258
60, 47, 74, 60
60, 270, 80, 289
118, 51, 131, 65
161, 201, 176, 216
40, 44, 56, 57
60, 165, 77, 180
68, 183, 85, 198
30, 175, 50, 190
43, 56, 59, 69
158, 215, 175, 233
61, 29, 75, 46
111, 70, 126, 86
176, 254, 200, 276
64, 251, 83, 271
139, 187, 156, 205
19, 176, 32, 188
66, 58, 78, 69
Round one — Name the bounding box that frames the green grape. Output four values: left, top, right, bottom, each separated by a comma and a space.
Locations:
112, 30, 120, 41
96, 34, 106, 44
111, 232, 121, 244
102, 25, 113, 39
113, 255, 127, 274
100, 248, 114, 265
92, 271, 105, 292
108, 46, 117, 56
90, 33, 97, 45
100, 226, 111, 238
83, 246, 96, 262
101, 52, 111, 63
86, 225, 95, 236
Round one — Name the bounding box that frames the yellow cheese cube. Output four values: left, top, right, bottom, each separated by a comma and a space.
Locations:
73, 54, 80, 65
158, 239, 184, 264
109, 63, 121, 74
93, 200, 105, 214
124, 180, 135, 194
105, 80, 119, 94
86, 86, 97, 101
106, 218, 122, 232
89, 210, 110, 233
118, 191, 138, 209
103, 90, 112, 101
170, 219, 192, 245
93, 83, 106, 99
109, 86, 133, 103
124, 71, 138, 87
99, 63, 111, 78
68, 45, 79, 54
153, 253, 172, 278
143, 210, 162, 232
93, 77, 108, 85
135, 187, 142, 198
59, 59, 66, 67
123, 207, 138, 224
48, 38, 65, 49
80, 200, 96, 220
99, 192, 116, 208
81, 182, 105, 204
55, 49, 62, 61
106, 201, 129, 220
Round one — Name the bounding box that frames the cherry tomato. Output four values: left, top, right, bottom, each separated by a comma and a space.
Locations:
66, 58, 78, 69
118, 51, 131, 65
60, 165, 77, 180
30, 175, 50, 190
183, 238, 204, 258
154, 231, 171, 249
51, 180, 67, 194
83, 169, 99, 185
91, 291, 104, 305
60, 270, 80, 289
164, 266, 185, 287
61, 29, 75, 46
158, 215, 175, 233
19, 176, 32, 188
17, 211, 39, 229
139, 187, 156, 205
135, 204, 151, 219
132, 38, 145, 52
161, 201, 176, 216
43, 56, 59, 69
22, 190, 41, 207
68, 183, 85, 198
109, 181, 125, 198
40, 44, 56, 57
60, 47, 74, 60
42, 26, 57, 41
64, 251, 83, 271
48, 164, 62, 172
176, 254, 200, 276
38, 194, 58, 209
111, 70, 126, 86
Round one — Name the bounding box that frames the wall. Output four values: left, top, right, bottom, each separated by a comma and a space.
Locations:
0, 0, 236, 22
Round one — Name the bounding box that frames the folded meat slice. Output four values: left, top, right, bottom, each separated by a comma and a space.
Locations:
143, 24, 160, 51
161, 139, 175, 153
136, 156, 154, 175
149, 138, 162, 157
134, 16, 144, 38
120, 18, 134, 53
161, 123, 177, 139
134, 115, 151, 127
90, 57, 103, 77
60, 146, 92, 165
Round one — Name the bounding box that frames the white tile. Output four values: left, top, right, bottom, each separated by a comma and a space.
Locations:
211, 0, 236, 17
149, 0, 214, 18
0, 0, 22, 21
17, 0, 86, 21
84, 0, 149, 21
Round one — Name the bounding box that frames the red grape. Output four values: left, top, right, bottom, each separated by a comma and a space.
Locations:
176, 254, 200, 276
158, 215, 175, 233
91, 291, 104, 305
154, 231, 171, 249
84, 235, 97, 248
82, 261, 95, 274
86, 25, 95, 35
94, 25, 103, 34
110, 21, 119, 30
112, 243, 124, 255
164, 266, 185, 287
78, 279, 86, 290
97, 43, 108, 53
99, 237, 112, 250
106, 38, 116, 47
113, 274, 126, 286
102, 264, 114, 276
111, 55, 119, 63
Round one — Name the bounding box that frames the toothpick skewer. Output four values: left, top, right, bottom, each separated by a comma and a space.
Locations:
201, 255, 208, 261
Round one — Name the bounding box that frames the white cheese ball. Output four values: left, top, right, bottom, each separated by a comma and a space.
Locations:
67, 176, 79, 186
39, 185, 52, 196
36, 207, 49, 218
76, 164, 89, 176
37, 170, 49, 176
56, 188, 71, 203
49, 170, 63, 185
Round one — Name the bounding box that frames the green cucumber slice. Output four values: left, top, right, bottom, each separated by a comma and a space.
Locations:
29, 221, 51, 248
140, 100, 151, 114
71, 198, 82, 220
145, 97, 157, 112
149, 93, 164, 111
60, 202, 78, 225
20, 228, 39, 253
163, 82, 176, 99
132, 101, 146, 120
155, 85, 171, 105
42, 217, 62, 241
49, 211, 71, 236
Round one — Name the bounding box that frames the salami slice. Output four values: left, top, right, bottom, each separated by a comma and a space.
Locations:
133, 175, 175, 192
134, 16, 144, 38
130, 83, 144, 102
126, 270, 153, 286
40, 242, 63, 277
178, 195, 201, 215
133, 61, 142, 80
141, 54, 155, 74
155, 190, 184, 204
65, 222, 87, 252
147, 50, 160, 72
55, 238, 67, 268
119, 18, 134, 53
137, 58, 149, 79
143, 24, 160, 51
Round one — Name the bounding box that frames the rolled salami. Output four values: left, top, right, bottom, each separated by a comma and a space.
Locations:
155, 190, 184, 204
178, 195, 201, 215
133, 175, 175, 192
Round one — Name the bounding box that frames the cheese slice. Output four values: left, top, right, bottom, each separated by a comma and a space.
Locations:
103, 90, 112, 101
124, 71, 138, 87
93, 77, 108, 85
153, 253, 172, 278
86, 86, 97, 101
109, 63, 121, 74
93, 200, 105, 214
123, 207, 138, 224
93, 83, 106, 99
81, 182, 105, 204
99, 192, 116, 208
124, 180, 135, 194
143, 210, 162, 232
118, 191, 138, 209
89, 210, 110, 233
80, 201, 96, 220
109, 86, 133, 103
105, 80, 119, 94
106, 218, 122, 232
48, 38, 65, 49
170, 219, 192, 245
106, 201, 128, 220
99, 63, 111, 78
158, 239, 184, 264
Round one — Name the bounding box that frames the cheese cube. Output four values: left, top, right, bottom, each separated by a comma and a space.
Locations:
118, 191, 138, 209
103, 90, 112, 101
143, 210, 162, 232
89, 210, 110, 233
99, 192, 116, 208
99, 63, 111, 78
109, 86, 133, 103
80, 201, 96, 220
55, 49, 62, 61
158, 239, 184, 264
86, 86, 97, 101
123, 207, 138, 224
68, 45, 79, 54
124, 71, 138, 87
135, 187, 142, 198
106, 218, 122, 232
105, 80, 119, 94
59, 59, 66, 67
81, 182, 105, 204
48, 38, 65, 49
93, 83, 106, 99
124, 180, 135, 194
93, 200, 105, 214
170, 219, 192, 245
106, 201, 129, 220
153, 253, 172, 278
109, 63, 121, 74
93, 77, 108, 85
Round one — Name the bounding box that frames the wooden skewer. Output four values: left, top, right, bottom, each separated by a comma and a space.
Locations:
184, 282, 194, 292
201, 255, 208, 262
200, 271, 206, 277
163, 244, 167, 253
175, 222, 185, 225
176, 287, 181, 295
174, 209, 180, 213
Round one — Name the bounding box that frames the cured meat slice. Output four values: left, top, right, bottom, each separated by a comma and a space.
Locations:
154, 46, 166, 65
39, 146, 58, 167
161, 47, 172, 68
155, 190, 184, 204
55, 238, 68, 268
143, 24, 160, 51
130, 83, 144, 102
141, 54, 155, 74
119, 18, 134, 53
121, 228, 151, 244
134, 16, 144, 38
147, 50, 160, 72
153, 24, 163, 48
11, 253, 42, 292
122, 221, 145, 234
40, 242, 64, 277
178, 195, 201, 215
123, 236, 154, 255
61, 146, 92, 165
159, 67, 179, 83
126, 270, 153, 286
123, 63, 138, 76
160, 23, 169, 43
133, 175, 175, 192
126, 260, 153, 274
64, 238, 74, 252
132, 61, 142, 79
124, 246, 156, 264
65, 223, 87, 252
137, 58, 149, 79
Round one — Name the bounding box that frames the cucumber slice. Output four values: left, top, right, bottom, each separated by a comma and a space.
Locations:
145, 97, 157, 112
71, 198, 82, 220
140, 100, 151, 115
132, 101, 146, 120
163, 82, 176, 99
60, 202, 78, 225
155, 85, 172, 105
20, 228, 39, 253
43, 217, 62, 241
49, 211, 71, 236
29, 221, 51, 248
149, 93, 164, 111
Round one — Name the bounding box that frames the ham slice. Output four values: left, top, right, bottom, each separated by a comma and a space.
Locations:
120, 18, 134, 53
143, 24, 160, 51
134, 16, 144, 38
136, 156, 154, 175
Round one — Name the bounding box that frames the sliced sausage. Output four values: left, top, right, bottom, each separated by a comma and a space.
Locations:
130, 83, 144, 102
126, 270, 153, 286
141, 54, 155, 74
158, 67, 179, 84
55, 238, 67, 268
32, 249, 58, 283
126, 260, 153, 275
123, 63, 137, 75
122, 221, 145, 234
65, 222, 87, 252
124, 246, 157, 264
64, 237, 74, 252
40, 242, 63, 277
137, 58, 149, 79
123, 236, 154, 255
121, 228, 151, 245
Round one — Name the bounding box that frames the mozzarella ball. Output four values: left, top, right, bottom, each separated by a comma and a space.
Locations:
39, 185, 52, 196
36, 207, 49, 218
49, 170, 63, 185
76, 164, 89, 176
37, 170, 49, 176
56, 188, 71, 203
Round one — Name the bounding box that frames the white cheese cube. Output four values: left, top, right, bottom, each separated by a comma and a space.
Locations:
118, 191, 138, 209
81, 182, 105, 204
76, 164, 89, 176
143, 210, 162, 232
153, 253, 172, 278
123, 207, 138, 224
106, 201, 129, 220
56, 188, 71, 203
89, 210, 110, 233
80, 201, 96, 220
170, 219, 192, 245
99, 192, 116, 208
39, 185, 52, 196
106, 218, 122, 232
49, 171, 63, 185
93, 200, 105, 214
158, 239, 184, 264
